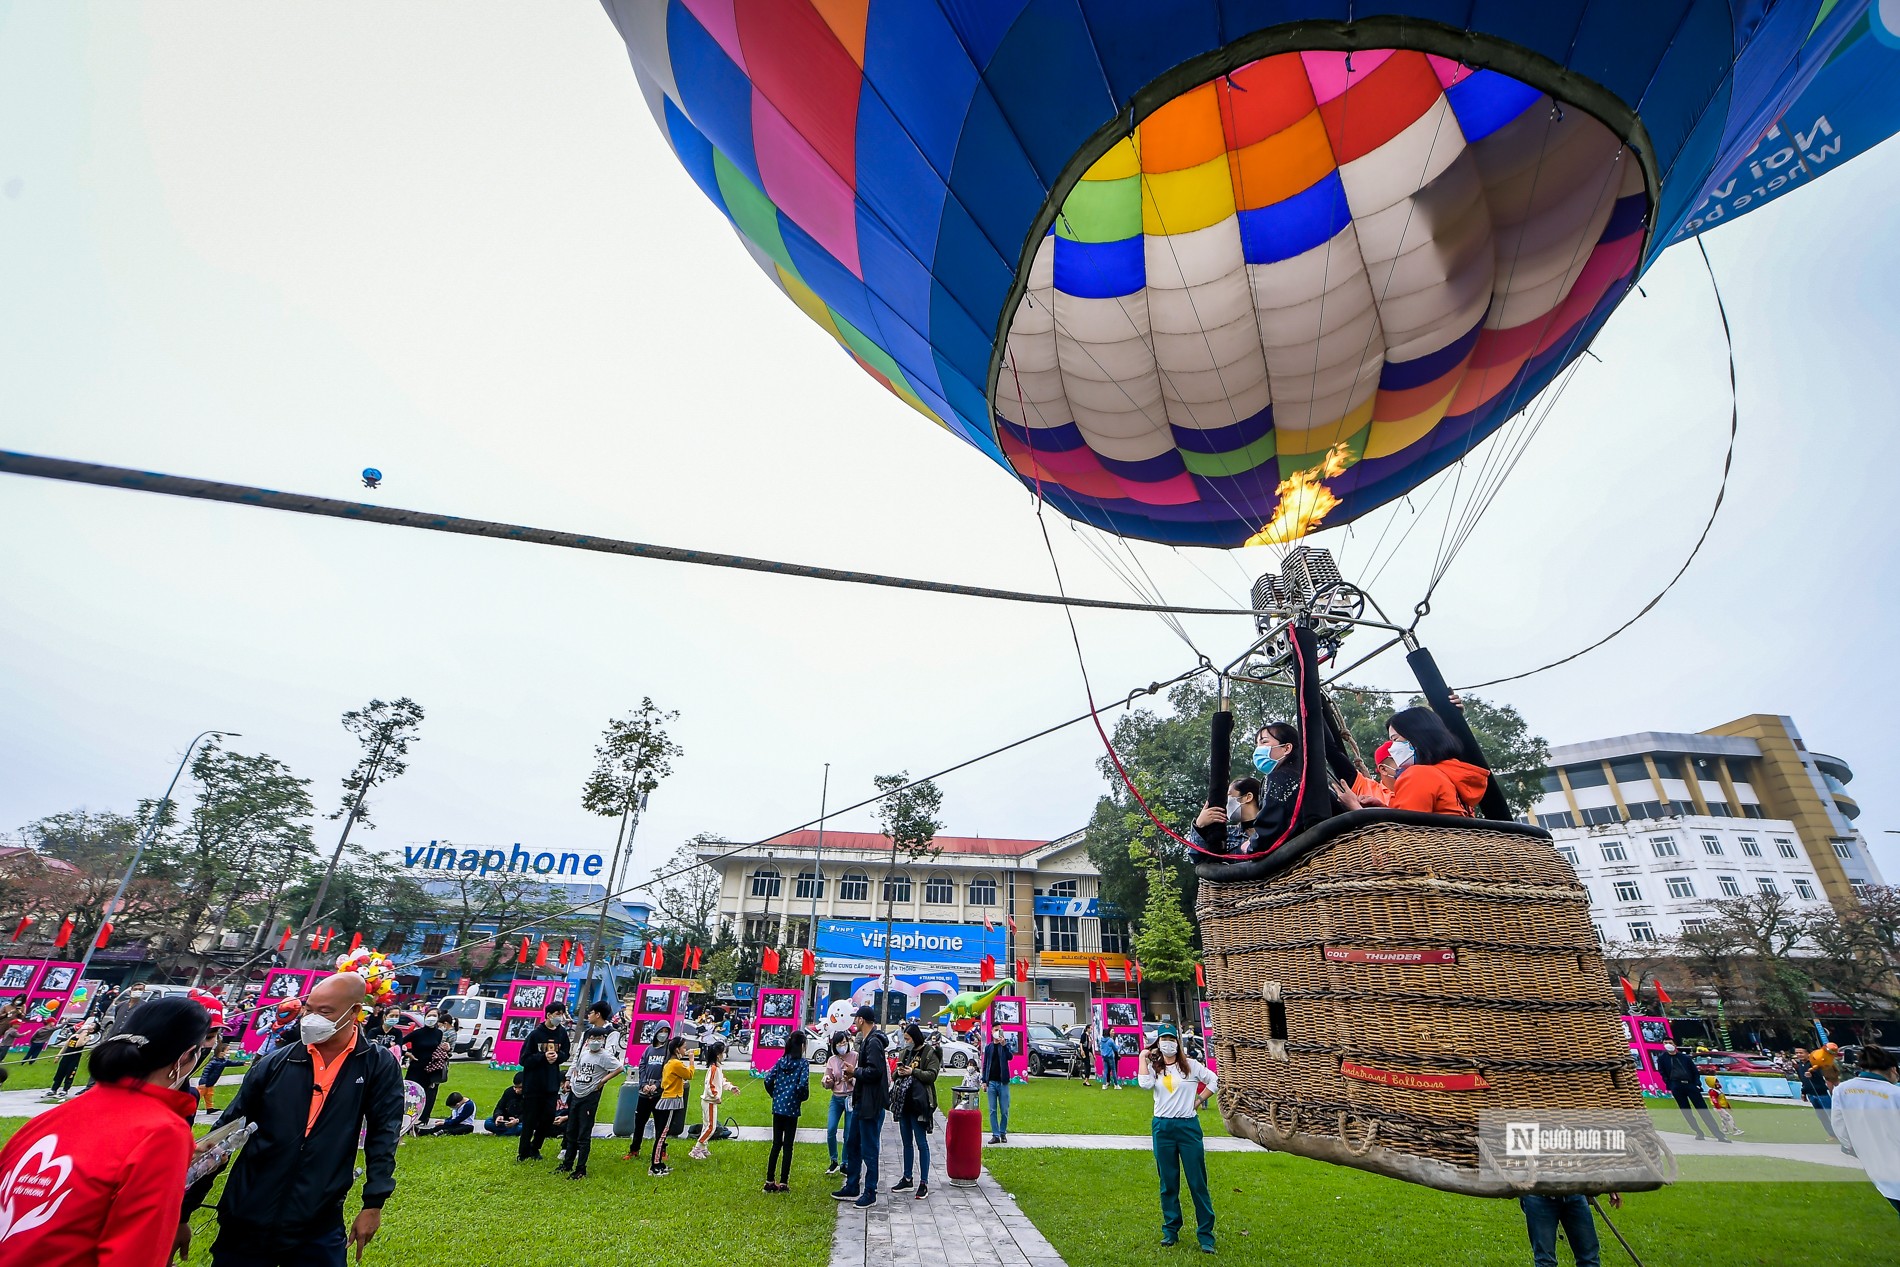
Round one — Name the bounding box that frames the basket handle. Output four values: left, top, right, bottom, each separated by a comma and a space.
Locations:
1337, 1112, 1380, 1156
1261, 981, 1289, 1061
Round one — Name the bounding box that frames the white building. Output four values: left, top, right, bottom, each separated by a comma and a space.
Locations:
1527, 717, 1882, 945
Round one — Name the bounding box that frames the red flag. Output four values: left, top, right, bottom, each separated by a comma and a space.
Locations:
1654, 981, 1673, 1005
347, 932, 363, 954
276, 926, 293, 952
979, 955, 995, 983
517, 937, 530, 965
761, 946, 781, 975
801, 949, 816, 977
688, 945, 703, 973
1134, 960, 1144, 984
1121, 961, 1131, 984
651, 945, 666, 974
574, 942, 586, 966
1015, 958, 1028, 983
1005, 914, 1017, 934
559, 939, 572, 966
95, 922, 113, 950
54, 917, 74, 949
1619, 976, 1637, 1008
9, 916, 32, 942
1194, 962, 1205, 989
1089, 959, 1104, 983
983, 915, 993, 932
534, 940, 549, 968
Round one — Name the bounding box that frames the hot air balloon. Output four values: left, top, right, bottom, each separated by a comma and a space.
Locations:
605, 0, 1900, 1199
602, 0, 1900, 548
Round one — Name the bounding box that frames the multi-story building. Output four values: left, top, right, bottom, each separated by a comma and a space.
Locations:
703, 829, 1134, 1021
1527, 715, 1882, 943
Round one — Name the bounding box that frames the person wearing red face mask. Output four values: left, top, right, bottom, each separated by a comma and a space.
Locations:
0, 995, 211, 1267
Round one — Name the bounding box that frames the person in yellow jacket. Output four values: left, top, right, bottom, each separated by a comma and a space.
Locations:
648, 1036, 693, 1176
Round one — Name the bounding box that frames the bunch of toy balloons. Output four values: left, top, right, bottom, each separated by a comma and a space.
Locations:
334, 947, 399, 1004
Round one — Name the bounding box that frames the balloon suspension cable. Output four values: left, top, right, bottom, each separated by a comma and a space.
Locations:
0, 451, 1258, 621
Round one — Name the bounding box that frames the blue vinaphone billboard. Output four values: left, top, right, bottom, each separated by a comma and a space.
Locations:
814, 919, 1002, 967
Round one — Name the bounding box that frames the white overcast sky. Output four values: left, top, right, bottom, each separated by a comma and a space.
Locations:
3, 4, 1896, 886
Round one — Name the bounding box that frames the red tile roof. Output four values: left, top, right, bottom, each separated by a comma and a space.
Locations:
0, 846, 79, 874
760, 830, 1052, 858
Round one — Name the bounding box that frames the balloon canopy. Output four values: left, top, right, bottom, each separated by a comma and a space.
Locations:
604, 1, 1900, 546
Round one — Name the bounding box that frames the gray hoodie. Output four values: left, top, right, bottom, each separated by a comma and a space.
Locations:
569, 1027, 624, 1099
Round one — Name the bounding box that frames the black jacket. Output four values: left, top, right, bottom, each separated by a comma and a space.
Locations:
1655, 1050, 1702, 1088
402, 1024, 444, 1080
982, 1039, 1011, 1083
520, 1021, 568, 1096
853, 1028, 890, 1115
491, 1086, 524, 1121
189, 1030, 403, 1241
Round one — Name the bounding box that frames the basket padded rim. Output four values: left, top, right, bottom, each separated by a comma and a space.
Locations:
1195, 808, 1553, 885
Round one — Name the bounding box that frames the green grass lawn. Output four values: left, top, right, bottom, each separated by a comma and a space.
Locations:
988, 1147, 1897, 1265
1644, 1095, 1838, 1145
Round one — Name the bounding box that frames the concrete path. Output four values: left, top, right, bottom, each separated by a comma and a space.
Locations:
828, 1111, 1068, 1267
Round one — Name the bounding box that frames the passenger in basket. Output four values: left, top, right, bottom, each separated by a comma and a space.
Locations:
1194, 724, 1303, 854
1339, 708, 1488, 817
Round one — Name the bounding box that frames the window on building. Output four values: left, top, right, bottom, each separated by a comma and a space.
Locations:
1555, 844, 1581, 868
1774, 838, 1799, 859
1582, 805, 1622, 826
1600, 841, 1628, 863
1652, 755, 1684, 780
1681, 919, 1707, 934
924, 874, 954, 905
1613, 880, 1642, 902
882, 872, 912, 904
795, 871, 825, 900
967, 875, 997, 906
378, 931, 406, 954
1851, 880, 1870, 901
1738, 837, 1763, 858
1100, 918, 1130, 955
1740, 804, 1765, 819
1539, 772, 1563, 793
1048, 879, 1079, 899
1793, 879, 1817, 901
839, 872, 870, 902
1756, 877, 1779, 895
784, 917, 810, 945
1666, 876, 1696, 899
1699, 834, 1723, 856
1650, 836, 1679, 858
1566, 764, 1609, 788
421, 932, 446, 955
1832, 839, 1855, 860
1591, 923, 1606, 943
1705, 801, 1733, 817
749, 867, 782, 898
1538, 812, 1576, 830
1718, 875, 1742, 897
1609, 757, 1652, 786
1045, 916, 1080, 953
744, 916, 779, 944
1625, 801, 1668, 821
1627, 922, 1657, 943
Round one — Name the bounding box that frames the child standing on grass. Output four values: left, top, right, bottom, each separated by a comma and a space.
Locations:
196, 1036, 232, 1113
650, 1036, 691, 1176
689, 1041, 738, 1161
46, 1018, 97, 1099
1704, 1077, 1743, 1136
763, 1030, 810, 1193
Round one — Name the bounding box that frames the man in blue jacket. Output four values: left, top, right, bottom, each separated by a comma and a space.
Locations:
982, 1031, 1012, 1144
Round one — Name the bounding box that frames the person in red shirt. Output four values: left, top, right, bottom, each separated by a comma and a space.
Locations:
0, 995, 211, 1267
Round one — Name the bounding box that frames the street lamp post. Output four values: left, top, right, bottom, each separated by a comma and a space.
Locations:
73, 729, 239, 998
806, 764, 828, 1024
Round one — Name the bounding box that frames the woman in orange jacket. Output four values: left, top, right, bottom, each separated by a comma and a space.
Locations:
1340, 707, 1489, 816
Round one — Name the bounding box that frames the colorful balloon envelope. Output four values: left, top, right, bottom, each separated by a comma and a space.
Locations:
604, 1, 1900, 546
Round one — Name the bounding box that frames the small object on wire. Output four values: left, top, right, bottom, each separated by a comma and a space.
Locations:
361, 467, 382, 489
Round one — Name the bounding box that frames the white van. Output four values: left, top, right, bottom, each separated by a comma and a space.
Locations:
437, 994, 507, 1060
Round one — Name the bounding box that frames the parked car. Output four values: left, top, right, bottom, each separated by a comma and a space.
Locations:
1694, 1050, 1785, 1076
1025, 1023, 1079, 1077
437, 994, 508, 1060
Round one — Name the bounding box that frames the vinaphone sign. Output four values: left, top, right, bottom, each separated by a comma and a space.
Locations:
401, 840, 608, 879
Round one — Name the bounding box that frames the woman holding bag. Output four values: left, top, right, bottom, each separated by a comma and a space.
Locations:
890, 1022, 940, 1200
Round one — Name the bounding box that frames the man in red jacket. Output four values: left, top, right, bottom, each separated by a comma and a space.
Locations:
0, 995, 211, 1267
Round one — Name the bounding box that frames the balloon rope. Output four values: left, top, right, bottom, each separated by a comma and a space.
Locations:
0, 451, 1256, 619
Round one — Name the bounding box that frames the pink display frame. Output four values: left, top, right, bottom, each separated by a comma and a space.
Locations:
982, 996, 1029, 1078
244, 968, 318, 1054
497, 978, 569, 1067
630, 983, 685, 1051
750, 986, 804, 1073
1623, 1014, 1675, 1095
1198, 1001, 1217, 1072
0, 958, 83, 1050
1096, 997, 1144, 1080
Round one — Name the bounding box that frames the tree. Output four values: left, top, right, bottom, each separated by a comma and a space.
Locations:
1670, 892, 1817, 1032
1405, 693, 1550, 816
1130, 830, 1198, 1020
1803, 885, 1900, 1012
578, 699, 684, 1006
412, 871, 576, 982
12, 810, 178, 954
295, 697, 424, 964
872, 772, 944, 1008
648, 836, 724, 948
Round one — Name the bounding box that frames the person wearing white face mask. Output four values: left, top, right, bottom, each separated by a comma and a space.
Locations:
558, 1002, 624, 1179
1138, 1022, 1219, 1253
0, 995, 210, 1267
183, 972, 403, 1267
1195, 722, 1305, 857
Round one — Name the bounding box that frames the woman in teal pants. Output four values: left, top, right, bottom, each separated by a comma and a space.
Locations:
1139, 1022, 1219, 1253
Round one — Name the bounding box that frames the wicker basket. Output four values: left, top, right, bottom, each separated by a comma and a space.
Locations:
1196, 809, 1673, 1197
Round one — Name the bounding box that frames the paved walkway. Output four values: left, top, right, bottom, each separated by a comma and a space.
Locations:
828, 1110, 1068, 1267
